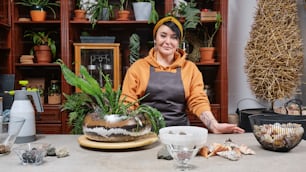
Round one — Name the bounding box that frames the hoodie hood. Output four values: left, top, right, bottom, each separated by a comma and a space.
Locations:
144, 48, 187, 69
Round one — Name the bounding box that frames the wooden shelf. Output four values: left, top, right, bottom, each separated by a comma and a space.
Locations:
196, 62, 221, 66
0, 47, 10, 51
70, 20, 152, 24
14, 20, 61, 24
15, 63, 60, 67
0, 22, 10, 28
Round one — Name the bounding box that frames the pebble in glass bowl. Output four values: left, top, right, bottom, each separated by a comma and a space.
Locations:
159, 126, 208, 171
14, 143, 50, 165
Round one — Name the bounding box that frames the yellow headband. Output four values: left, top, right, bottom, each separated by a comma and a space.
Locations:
153, 16, 184, 41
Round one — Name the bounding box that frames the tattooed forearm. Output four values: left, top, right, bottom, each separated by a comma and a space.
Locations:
200, 111, 218, 131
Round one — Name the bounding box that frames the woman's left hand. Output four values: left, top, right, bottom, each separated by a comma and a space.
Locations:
210, 122, 245, 134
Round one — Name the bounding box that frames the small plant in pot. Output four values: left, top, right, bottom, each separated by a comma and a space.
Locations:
199, 12, 222, 63
117, 0, 130, 21
74, 0, 87, 21
85, 0, 114, 28
168, 0, 200, 30
57, 59, 165, 141
132, 0, 159, 24
24, 30, 57, 63
167, 0, 200, 55
15, 0, 60, 21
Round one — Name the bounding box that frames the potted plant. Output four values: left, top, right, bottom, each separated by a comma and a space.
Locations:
117, 0, 130, 21
57, 59, 165, 141
168, 0, 200, 31
199, 12, 222, 63
167, 0, 200, 53
15, 0, 60, 21
85, 0, 113, 28
73, 0, 87, 21
24, 30, 57, 63
132, 0, 158, 24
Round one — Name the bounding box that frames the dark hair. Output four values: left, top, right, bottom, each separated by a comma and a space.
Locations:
163, 21, 181, 41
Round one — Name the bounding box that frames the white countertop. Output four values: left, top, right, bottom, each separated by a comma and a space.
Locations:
1, 133, 306, 172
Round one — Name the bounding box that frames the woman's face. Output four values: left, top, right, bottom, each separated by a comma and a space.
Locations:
155, 25, 180, 57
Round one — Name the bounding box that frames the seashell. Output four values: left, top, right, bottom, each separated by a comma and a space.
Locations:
207, 144, 230, 157
199, 146, 209, 158
216, 148, 242, 161
224, 138, 239, 148
239, 144, 256, 155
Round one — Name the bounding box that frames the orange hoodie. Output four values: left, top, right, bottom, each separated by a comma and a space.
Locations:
121, 48, 211, 118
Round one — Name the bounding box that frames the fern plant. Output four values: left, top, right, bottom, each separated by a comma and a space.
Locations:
57, 59, 165, 134
61, 93, 93, 134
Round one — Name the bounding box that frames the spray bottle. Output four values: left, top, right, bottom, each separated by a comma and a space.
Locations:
6, 80, 43, 143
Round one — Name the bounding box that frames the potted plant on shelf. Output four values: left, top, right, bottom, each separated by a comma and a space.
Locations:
199, 12, 222, 63
168, 0, 200, 31
117, 0, 130, 21
167, 0, 200, 57
15, 0, 60, 21
24, 30, 57, 63
73, 0, 87, 21
85, 0, 113, 28
57, 59, 165, 141
132, 0, 158, 24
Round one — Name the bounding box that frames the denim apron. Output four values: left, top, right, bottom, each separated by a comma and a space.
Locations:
141, 66, 188, 126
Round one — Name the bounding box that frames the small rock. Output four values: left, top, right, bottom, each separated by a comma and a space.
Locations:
56, 148, 69, 158
46, 147, 56, 156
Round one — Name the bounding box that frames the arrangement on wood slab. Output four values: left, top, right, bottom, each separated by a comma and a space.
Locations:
198, 139, 255, 161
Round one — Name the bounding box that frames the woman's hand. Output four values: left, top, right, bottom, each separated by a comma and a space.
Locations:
210, 122, 245, 134
200, 111, 245, 134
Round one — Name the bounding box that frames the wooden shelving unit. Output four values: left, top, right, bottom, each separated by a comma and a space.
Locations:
0, 0, 228, 133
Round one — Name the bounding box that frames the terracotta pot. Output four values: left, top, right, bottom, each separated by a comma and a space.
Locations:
117, 10, 130, 21
74, 9, 86, 21
48, 95, 61, 104
199, 47, 215, 63
30, 10, 47, 21
83, 113, 152, 142
34, 45, 52, 63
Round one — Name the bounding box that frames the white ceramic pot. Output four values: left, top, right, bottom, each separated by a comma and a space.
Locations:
132, 2, 152, 21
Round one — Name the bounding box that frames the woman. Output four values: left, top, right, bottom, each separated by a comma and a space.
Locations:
121, 16, 244, 134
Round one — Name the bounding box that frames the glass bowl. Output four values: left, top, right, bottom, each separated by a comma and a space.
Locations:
13, 143, 51, 165
159, 126, 208, 171
249, 114, 304, 152
0, 116, 25, 155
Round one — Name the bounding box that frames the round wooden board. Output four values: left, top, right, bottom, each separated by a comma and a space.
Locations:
78, 132, 159, 149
